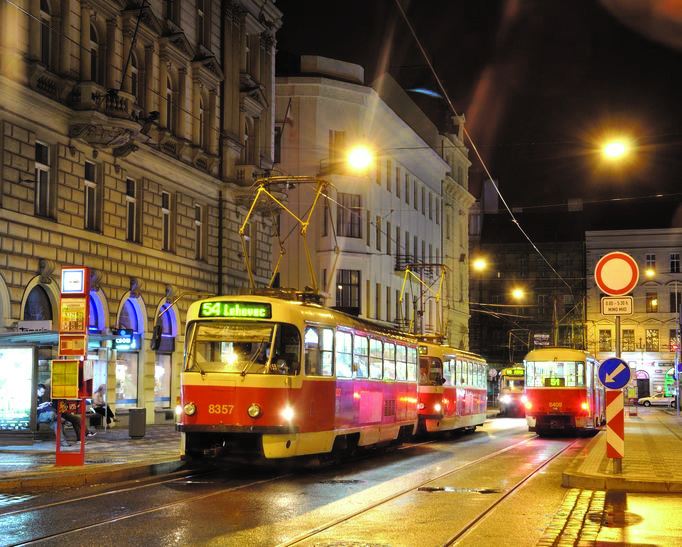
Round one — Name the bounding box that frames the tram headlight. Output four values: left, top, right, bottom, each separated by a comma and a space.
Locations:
433, 403, 442, 413
521, 394, 528, 404
581, 401, 590, 413
499, 394, 512, 404
247, 403, 262, 418
174, 404, 183, 418
183, 402, 197, 416
417, 402, 425, 410
281, 405, 295, 421
524, 400, 533, 410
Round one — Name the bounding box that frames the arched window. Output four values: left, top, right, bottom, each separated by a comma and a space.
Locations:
199, 97, 205, 148
24, 286, 53, 321
119, 298, 140, 333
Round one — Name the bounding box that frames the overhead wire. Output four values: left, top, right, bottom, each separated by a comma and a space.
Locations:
393, 0, 573, 293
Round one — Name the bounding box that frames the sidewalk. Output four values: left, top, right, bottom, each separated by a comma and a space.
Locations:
1, 407, 681, 495
0, 423, 184, 494
562, 406, 682, 492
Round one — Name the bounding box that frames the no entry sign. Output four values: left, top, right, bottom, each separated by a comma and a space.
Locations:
594, 252, 639, 296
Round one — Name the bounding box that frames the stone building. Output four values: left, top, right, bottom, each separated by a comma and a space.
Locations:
0, 0, 282, 431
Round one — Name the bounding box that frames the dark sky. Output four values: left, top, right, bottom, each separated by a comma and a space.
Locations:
274, 0, 682, 217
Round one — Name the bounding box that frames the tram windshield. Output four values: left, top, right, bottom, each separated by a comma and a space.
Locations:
184, 321, 301, 375
525, 360, 585, 387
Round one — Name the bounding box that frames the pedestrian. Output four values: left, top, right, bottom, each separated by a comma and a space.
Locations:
36, 383, 69, 446
92, 383, 118, 425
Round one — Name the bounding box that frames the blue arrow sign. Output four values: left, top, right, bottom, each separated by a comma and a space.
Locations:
598, 357, 631, 389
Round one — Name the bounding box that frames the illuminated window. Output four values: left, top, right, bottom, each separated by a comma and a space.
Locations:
645, 329, 659, 352
84, 161, 100, 231
646, 292, 658, 313
336, 269, 360, 310
599, 329, 612, 352
670, 253, 680, 274
622, 329, 635, 352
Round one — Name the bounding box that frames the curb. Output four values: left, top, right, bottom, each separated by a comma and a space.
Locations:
561, 430, 682, 493
0, 459, 186, 494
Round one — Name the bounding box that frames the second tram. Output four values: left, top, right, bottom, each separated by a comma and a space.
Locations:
416, 342, 487, 434
523, 347, 605, 436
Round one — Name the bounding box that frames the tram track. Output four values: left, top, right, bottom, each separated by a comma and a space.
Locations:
1, 424, 554, 546
275, 435, 580, 547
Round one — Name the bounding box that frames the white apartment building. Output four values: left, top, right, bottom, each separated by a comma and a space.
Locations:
275, 56, 474, 347
0, 0, 281, 432
586, 228, 682, 398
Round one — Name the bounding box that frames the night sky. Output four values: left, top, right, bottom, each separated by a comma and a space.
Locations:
274, 0, 682, 224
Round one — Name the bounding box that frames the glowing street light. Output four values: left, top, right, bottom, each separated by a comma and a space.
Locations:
602, 139, 629, 160
511, 287, 525, 301
346, 144, 373, 172
472, 257, 487, 272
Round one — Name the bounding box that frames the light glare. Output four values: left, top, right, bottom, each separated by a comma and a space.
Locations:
347, 145, 373, 172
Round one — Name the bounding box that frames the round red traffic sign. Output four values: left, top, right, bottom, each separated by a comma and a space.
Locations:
594, 252, 639, 296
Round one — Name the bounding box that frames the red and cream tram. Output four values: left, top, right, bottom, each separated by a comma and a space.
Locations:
416, 341, 487, 434
177, 290, 419, 461
523, 347, 605, 436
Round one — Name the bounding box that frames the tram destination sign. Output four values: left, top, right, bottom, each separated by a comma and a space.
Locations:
199, 301, 272, 319
601, 296, 633, 316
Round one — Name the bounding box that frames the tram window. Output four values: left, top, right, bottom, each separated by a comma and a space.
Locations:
396, 344, 407, 381
384, 342, 396, 380
369, 338, 383, 379
406, 347, 417, 381
429, 358, 443, 385
304, 327, 319, 375
320, 328, 334, 376
442, 359, 454, 386
336, 330, 353, 378
353, 335, 369, 378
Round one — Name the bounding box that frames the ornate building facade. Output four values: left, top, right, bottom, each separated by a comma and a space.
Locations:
0, 0, 282, 430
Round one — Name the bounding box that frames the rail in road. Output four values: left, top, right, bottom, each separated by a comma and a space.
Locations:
0, 422, 584, 546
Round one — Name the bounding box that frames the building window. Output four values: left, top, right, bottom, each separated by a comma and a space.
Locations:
196, 0, 206, 46
90, 24, 103, 85
40, 0, 53, 69
375, 282, 381, 320
646, 291, 658, 313
375, 216, 381, 251
414, 182, 418, 210
646, 253, 656, 271
337, 193, 361, 238
126, 178, 139, 242
199, 98, 206, 148
396, 167, 401, 198
375, 158, 381, 185
165, 77, 174, 132
405, 174, 410, 205
386, 286, 391, 322
386, 160, 391, 192
670, 290, 681, 313
435, 198, 440, 225
129, 53, 139, 103
645, 329, 659, 352
599, 329, 612, 352
84, 161, 100, 231
194, 204, 206, 260
161, 191, 174, 252
336, 269, 360, 310
671, 253, 680, 273
365, 210, 371, 246
421, 187, 426, 215
34, 141, 53, 218
622, 329, 635, 352
429, 192, 433, 219
386, 221, 391, 255
329, 130, 346, 172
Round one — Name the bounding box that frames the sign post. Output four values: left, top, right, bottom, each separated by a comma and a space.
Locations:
55, 267, 90, 467
595, 252, 639, 474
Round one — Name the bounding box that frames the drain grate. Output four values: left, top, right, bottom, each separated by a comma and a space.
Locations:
418, 486, 502, 494
318, 479, 366, 485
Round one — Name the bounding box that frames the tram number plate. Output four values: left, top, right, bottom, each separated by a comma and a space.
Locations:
208, 404, 235, 414
549, 401, 562, 410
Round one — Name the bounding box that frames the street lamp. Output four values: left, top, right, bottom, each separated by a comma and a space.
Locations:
346, 144, 373, 172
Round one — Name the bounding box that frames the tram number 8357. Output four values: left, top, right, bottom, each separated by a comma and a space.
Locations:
208, 404, 235, 414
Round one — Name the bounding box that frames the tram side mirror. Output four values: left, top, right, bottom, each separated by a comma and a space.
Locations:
438, 377, 446, 386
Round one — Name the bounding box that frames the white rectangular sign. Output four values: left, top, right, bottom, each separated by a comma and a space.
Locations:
601, 296, 633, 315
